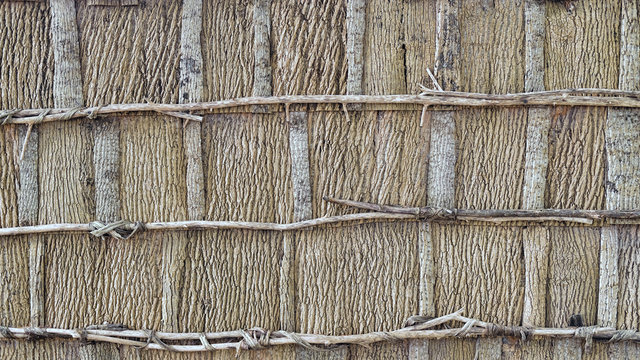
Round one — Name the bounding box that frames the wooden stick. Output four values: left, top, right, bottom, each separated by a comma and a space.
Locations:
9, 91, 640, 125
0, 213, 415, 237
323, 196, 640, 221
5, 202, 640, 238
0, 310, 638, 352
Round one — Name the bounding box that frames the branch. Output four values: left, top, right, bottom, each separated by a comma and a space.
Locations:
5, 90, 640, 125
0, 310, 636, 352
323, 196, 640, 224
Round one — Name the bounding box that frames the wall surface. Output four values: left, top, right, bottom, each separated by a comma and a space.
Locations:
1, 0, 640, 359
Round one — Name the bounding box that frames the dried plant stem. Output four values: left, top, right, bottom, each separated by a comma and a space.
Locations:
7, 90, 640, 125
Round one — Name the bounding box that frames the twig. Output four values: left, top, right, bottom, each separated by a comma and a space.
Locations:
7, 90, 640, 125
425, 68, 443, 91
0, 310, 637, 352
323, 196, 640, 224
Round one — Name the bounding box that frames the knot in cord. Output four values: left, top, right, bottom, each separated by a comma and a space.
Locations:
90, 220, 145, 240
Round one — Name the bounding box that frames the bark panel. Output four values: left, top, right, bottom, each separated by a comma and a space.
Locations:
77, 0, 181, 105
547, 227, 600, 328
202, 113, 293, 223
202, 0, 254, 101
455, 108, 527, 209
297, 222, 419, 334
546, 107, 606, 210
120, 115, 187, 222
271, 0, 347, 96
0, 1, 53, 109
545, 0, 620, 89
309, 110, 429, 217
180, 230, 282, 332
45, 233, 163, 329
433, 224, 523, 325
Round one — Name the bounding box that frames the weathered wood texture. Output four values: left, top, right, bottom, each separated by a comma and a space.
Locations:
202, 113, 293, 223
202, 0, 254, 101
309, 110, 430, 217
0, 1, 53, 109
272, 0, 347, 95
297, 222, 419, 334
77, 0, 181, 105
433, 224, 523, 325
547, 227, 600, 328
2, 1, 640, 359
545, 0, 620, 89
455, 108, 527, 209
120, 115, 187, 222
363, 1, 436, 95
546, 107, 606, 210
180, 230, 282, 332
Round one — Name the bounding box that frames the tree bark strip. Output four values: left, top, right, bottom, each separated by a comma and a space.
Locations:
252, 0, 271, 97
411, 1, 459, 357
522, 0, 549, 331
346, 0, 365, 95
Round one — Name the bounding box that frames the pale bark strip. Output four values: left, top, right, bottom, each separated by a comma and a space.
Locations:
18, 126, 40, 326
253, 0, 272, 97
521, 0, 549, 333
524, 0, 545, 93
92, 119, 121, 360
598, 227, 619, 328
161, 0, 205, 333
280, 111, 311, 336
346, 0, 365, 95
288, 112, 312, 223
596, 0, 640, 337
284, 111, 315, 356
94, 120, 120, 223
619, 0, 640, 91
180, 0, 205, 220
51, 0, 83, 108
427, 112, 456, 209
412, 2, 459, 357
522, 109, 549, 210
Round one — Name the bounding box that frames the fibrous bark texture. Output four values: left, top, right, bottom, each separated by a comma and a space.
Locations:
309, 110, 429, 217
272, 0, 346, 95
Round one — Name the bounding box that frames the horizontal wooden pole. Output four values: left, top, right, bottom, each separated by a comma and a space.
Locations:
0, 310, 636, 352
4, 202, 640, 238
324, 196, 640, 222
5, 89, 640, 125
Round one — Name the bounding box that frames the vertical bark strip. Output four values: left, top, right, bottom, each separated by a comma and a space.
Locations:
346, 0, 365, 95
94, 120, 120, 223
51, 0, 83, 108
522, 0, 549, 330
411, 1, 459, 357
35, 0, 83, 330
252, 0, 271, 97
620, 0, 640, 90
52, 1, 119, 358
179, 0, 205, 221
92, 117, 123, 360
284, 111, 314, 357
161, 0, 204, 333
598, 0, 640, 334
